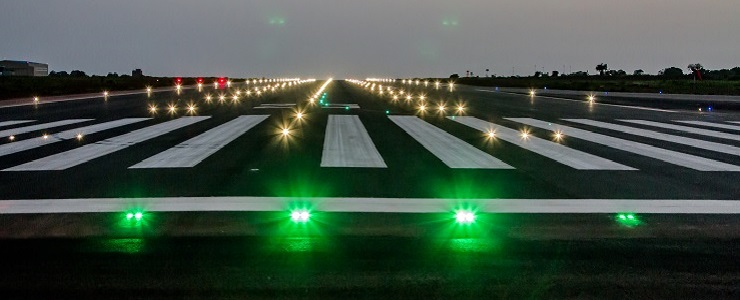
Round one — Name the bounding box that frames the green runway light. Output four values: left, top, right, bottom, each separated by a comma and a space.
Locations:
455, 210, 476, 224
290, 210, 311, 223
385, 110, 390, 114
345, 106, 349, 110
616, 213, 640, 227
125, 210, 144, 221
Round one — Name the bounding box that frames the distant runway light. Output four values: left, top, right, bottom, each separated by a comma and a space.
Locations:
149, 105, 157, 113
76, 133, 83, 140
9, 135, 15, 141
282, 128, 290, 136
487, 130, 496, 139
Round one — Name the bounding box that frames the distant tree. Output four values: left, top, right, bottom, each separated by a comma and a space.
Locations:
551, 70, 559, 77
616, 69, 627, 76
49, 71, 57, 76
533, 71, 542, 78
70, 70, 86, 77
633, 69, 644, 76
662, 67, 684, 78
449, 74, 460, 79
595, 63, 608, 76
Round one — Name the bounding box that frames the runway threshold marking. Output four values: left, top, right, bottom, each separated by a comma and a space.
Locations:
620, 120, 740, 142
0, 118, 150, 157
675, 121, 740, 131
389, 116, 513, 169
475, 89, 677, 112
505, 118, 740, 171
0, 197, 738, 214
449, 116, 635, 170
129, 115, 268, 168
321, 115, 387, 168
4, 116, 210, 171
0, 120, 35, 128
565, 119, 740, 156
0, 119, 93, 139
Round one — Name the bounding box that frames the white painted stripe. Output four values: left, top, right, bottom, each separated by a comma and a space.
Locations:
0, 118, 150, 157
389, 116, 513, 169
4, 116, 209, 171
0, 197, 737, 214
506, 118, 740, 171
321, 115, 387, 168
565, 119, 740, 156
0, 119, 92, 138
675, 121, 740, 131
620, 120, 740, 142
731, 122, 740, 125
130, 115, 268, 168
0, 120, 34, 128
476, 89, 677, 112
449, 116, 634, 170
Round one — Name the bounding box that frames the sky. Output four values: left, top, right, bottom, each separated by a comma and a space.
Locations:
1, 0, 738, 78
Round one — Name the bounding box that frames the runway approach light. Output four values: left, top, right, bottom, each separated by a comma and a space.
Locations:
103, 91, 109, 97
588, 95, 595, 102
457, 105, 465, 113
290, 210, 311, 223
9, 135, 15, 141
487, 130, 496, 139
529, 90, 536, 96
149, 105, 157, 113
455, 210, 476, 224
282, 128, 290, 136
33, 97, 40, 103
554, 131, 564, 141
187, 104, 197, 114
76, 133, 83, 140
296, 112, 303, 120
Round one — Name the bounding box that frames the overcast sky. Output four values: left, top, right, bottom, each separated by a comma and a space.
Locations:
2, 0, 738, 78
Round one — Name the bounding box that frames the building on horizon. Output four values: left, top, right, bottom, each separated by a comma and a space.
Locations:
132, 68, 143, 77
0, 60, 49, 76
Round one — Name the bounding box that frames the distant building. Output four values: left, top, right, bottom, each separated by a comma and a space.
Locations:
132, 69, 143, 77
0, 60, 49, 76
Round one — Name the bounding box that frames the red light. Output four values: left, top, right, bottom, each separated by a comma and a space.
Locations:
196, 78, 204, 83
218, 77, 226, 83
175, 77, 182, 84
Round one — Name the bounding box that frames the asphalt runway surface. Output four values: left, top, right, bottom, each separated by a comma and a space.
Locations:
0, 80, 738, 298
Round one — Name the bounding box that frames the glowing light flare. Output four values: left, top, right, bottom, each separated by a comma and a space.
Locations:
486, 130, 496, 139
290, 210, 311, 223
9, 135, 15, 141
455, 210, 476, 224
187, 104, 197, 114
553, 130, 564, 141
148, 105, 158, 113
76, 133, 83, 140
281, 128, 291, 136
168, 104, 177, 113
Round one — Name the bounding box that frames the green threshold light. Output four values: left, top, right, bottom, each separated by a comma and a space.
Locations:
616, 213, 640, 227
455, 210, 476, 224
290, 209, 311, 223
125, 211, 144, 221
